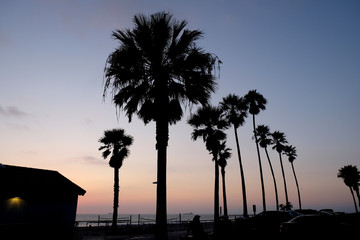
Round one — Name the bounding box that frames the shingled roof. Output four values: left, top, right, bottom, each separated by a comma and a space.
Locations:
0, 164, 86, 199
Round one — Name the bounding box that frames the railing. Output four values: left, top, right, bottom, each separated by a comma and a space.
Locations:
75, 213, 230, 229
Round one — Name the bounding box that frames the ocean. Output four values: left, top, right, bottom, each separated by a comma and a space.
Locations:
76, 213, 214, 227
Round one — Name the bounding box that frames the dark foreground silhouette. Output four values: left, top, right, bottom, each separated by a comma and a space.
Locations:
74, 211, 360, 239
184, 215, 208, 240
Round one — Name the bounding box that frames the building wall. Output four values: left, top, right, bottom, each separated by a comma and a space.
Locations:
0, 195, 79, 239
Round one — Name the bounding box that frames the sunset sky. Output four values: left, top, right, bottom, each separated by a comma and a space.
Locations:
1, 0, 359, 215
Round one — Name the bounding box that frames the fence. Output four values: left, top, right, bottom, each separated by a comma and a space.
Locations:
75, 214, 244, 229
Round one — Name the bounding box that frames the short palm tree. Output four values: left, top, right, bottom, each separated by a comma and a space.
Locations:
220, 94, 249, 217
218, 141, 232, 218
338, 165, 360, 213
283, 145, 302, 210
98, 129, 133, 229
271, 131, 289, 208
244, 90, 267, 211
256, 125, 279, 211
103, 12, 219, 239
188, 105, 229, 235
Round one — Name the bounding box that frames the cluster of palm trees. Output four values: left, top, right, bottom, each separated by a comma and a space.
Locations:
338, 165, 360, 213
187, 90, 302, 227
100, 11, 302, 240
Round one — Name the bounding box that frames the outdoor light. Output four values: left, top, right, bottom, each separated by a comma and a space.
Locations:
7, 196, 24, 208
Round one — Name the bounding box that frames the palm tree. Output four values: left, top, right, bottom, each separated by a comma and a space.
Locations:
256, 125, 279, 211
98, 129, 133, 229
188, 105, 229, 235
338, 165, 360, 213
271, 130, 289, 208
244, 90, 267, 211
283, 145, 302, 210
103, 12, 219, 239
218, 141, 232, 218
220, 94, 249, 217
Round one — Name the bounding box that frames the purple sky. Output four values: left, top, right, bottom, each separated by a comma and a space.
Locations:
1, 0, 359, 214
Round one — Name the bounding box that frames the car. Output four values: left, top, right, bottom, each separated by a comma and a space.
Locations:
280, 214, 353, 235
252, 211, 296, 233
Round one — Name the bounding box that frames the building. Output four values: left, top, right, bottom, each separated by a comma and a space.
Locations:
0, 164, 86, 239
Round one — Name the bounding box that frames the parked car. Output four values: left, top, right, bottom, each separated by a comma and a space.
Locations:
252, 211, 296, 233
280, 214, 353, 235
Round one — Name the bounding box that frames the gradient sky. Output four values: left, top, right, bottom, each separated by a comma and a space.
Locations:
1, 0, 359, 214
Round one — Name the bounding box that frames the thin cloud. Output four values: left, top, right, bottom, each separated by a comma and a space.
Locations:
81, 156, 105, 165
0, 105, 29, 117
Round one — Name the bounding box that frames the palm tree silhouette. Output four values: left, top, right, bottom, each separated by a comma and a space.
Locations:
98, 129, 133, 229
218, 141, 232, 218
220, 94, 249, 217
244, 90, 267, 211
256, 125, 279, 211
338, 165, 360, 213
283, 145, 302, 210
271, 130, 289, 208
188, 105, 229, 235
103, 12, 219, 239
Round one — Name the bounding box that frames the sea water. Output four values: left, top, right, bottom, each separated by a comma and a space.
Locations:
76, 213, 214, 227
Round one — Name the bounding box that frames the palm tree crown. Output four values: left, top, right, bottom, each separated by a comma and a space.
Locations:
255, 125, 272, 149
338, 165, 360, 212
188, 105, 229, 154
283, 145, 297, 163
244, 89, 267, 115
99, 129, 134, 168
218, 141, 231, 169
220, 94, 248, 128
337, 165, 360, 188
271, 131, 288, 153
103, 12, 218, 124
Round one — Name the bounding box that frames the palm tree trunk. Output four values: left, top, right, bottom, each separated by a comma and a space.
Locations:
353, 185, 360, 208
349, 187, 358, 213
234, 125, 248, 217
214, 157, 220, 237
252, 114, 266, 212
155, 118, 168, 240
278, 152, 289, 207
112, 167, 119, 229
221, 167, 228, 218
291, 162, 302, 210
264, 148, 279, 211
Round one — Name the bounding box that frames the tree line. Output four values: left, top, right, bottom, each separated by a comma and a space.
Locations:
96, 11, 356, 240
187, 90, 301, 224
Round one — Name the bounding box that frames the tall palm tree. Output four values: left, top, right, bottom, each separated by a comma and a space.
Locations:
271, 130, 289, 208
103, 12, 219, 239
256, 125, 279, 211
218, 141, 232, 218
188, 105, 229, 236
220, 94, 249, 217
338, 165, 360, 213
244, 90, 267, 211
283, 145, 302, 210
98, 129, 133, 229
